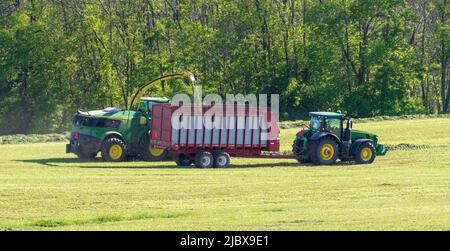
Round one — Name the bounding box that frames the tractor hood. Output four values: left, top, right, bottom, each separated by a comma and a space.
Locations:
351, 129, 378, 139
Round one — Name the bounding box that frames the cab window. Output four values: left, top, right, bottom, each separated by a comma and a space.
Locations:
137, 101, 149, 115
327, 118, 341, 137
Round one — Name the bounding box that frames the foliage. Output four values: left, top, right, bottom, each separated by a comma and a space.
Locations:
1, 0, 450, 134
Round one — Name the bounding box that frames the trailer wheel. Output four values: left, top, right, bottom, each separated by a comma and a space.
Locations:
194, 151, 214, 168
175, 154, 192, 167
213, 151, 230, 168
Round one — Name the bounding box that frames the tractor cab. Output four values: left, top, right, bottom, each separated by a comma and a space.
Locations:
308, 112, 352, 142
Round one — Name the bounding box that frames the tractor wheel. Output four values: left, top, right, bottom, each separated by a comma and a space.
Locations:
355, 142, 376, 164
310, 138, 338, 165
101, 137, 126, 162
213, 151, 231, 168
194, 151, 214, 168
292, 142, 310, 163
174, 154, 193, 167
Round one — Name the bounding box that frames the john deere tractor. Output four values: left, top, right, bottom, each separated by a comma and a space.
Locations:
66, 71, 195, 162
292, 112, 387, 165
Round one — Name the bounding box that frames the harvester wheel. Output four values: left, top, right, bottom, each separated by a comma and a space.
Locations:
213, 151, 231, 168
101, 137, 126, 162
140, 133, 169, 161
175, 154, 193, 167
311, 138, 338, 165
355, 142, 376, 164
194, 151, 214, 168
76, 151, 97, 159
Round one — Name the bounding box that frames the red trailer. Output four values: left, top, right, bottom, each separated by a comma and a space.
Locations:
150, 103, 294, 168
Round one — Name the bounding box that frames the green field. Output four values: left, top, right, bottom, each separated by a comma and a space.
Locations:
1, 118, 449, 230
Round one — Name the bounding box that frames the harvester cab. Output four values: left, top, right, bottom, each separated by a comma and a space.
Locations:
293, 112, 387, 165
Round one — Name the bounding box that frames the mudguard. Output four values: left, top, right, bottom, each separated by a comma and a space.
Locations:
309, 132, 341, 144
350, 139, 371, 155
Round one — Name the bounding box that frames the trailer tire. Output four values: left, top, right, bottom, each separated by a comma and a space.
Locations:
175, 154, 193, 167
213, 151, 230, 168
194, 151, 214, 168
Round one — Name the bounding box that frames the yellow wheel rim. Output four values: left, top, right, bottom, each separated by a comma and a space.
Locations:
149, 146, 165, 157
361, 147, 373, 161
109, 144, 123, 160
320, 144, 335, 161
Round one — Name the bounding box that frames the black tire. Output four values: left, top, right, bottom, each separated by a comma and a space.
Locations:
310, 137, 339, 165
140, 133, 169, 161
354, 142, 376, 164
194, 151, 214, 168
101, 137, 126, 162
292, 141, 310, 163
213, 151, 231, 168
175, 154, 193, 167
76, 151, 97, 159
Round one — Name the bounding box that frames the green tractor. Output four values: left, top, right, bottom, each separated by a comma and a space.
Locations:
292, 112, 387, 165
66, 71, 195, 162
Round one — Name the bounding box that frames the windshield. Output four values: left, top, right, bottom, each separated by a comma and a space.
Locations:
137, 101, 149, 114
310, 116, 321, 130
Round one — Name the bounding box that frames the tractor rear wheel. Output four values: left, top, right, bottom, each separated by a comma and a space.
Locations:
310, 138, 338, 165
355, 142, 376, 164
101, 138, 126, 162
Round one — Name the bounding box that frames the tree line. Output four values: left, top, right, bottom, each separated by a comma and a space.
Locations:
0, 0, 449, 135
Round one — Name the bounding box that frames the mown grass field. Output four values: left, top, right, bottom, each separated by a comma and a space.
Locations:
0, 118, 449, 230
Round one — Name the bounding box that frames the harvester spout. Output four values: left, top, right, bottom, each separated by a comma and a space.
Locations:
129, 71, 196, 110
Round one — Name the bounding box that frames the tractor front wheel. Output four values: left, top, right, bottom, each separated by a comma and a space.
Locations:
311, 138, 338, 165
355, 142, 376, 164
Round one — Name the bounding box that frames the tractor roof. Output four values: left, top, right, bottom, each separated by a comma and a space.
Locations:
309, 112, 345, 119
141, 97, 170, 103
